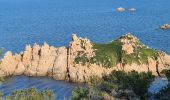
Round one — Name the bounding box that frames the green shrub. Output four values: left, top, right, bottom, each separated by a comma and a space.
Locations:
70, 71, 155, 100
88, 75, 104, 86
161, 69, 170, 81
126, 71, 154, 99
5, 88, 55, 100
0, 91, 3, 100
70, 87, 89, 100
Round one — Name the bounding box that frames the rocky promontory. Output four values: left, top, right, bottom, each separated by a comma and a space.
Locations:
0, 33, 170, 83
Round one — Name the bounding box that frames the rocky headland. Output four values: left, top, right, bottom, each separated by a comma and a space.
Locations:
0, 33, 170, 83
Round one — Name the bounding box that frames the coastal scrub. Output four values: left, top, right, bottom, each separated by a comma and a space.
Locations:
70, 70, 155, 99
5, 88, 55, 100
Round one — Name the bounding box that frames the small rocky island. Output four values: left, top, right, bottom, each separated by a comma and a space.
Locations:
0, 33, 170, 83
160, 24, 170, 29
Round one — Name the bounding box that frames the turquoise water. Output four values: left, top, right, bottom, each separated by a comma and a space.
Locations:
0, 0, 170, 99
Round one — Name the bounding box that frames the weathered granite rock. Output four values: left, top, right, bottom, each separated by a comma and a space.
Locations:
0, 51, 18, 76
0, 33, 170, 83
52, 47, 68, 80
116, 7, 125, 12
14, 62, 25, 75
161, 24, 170, 29
120, 33, 143, 54
26, 43, 40, 76
37, 43, 55, 76
13, 54, 25, 75
22, 45, 32, 69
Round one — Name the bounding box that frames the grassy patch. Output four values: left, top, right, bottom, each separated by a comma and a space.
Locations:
122, 47, 158, 65
91, 40, 122, 68
74, 36, 160, 68
92, 40, 158, 67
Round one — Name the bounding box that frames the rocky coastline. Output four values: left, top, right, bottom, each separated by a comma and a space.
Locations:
0, 33, 170, 83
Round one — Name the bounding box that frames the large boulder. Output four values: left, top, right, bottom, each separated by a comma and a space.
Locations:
0, 51, 18, 76
36, 43, 56, 76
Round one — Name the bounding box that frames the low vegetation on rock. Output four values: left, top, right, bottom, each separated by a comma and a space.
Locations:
75, 33, 160, 68
70, 70, 155, 100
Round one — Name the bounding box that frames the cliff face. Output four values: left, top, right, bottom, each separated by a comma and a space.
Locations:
0, 33, 170, 82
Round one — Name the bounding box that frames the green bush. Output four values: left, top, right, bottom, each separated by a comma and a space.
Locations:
126, 71, 154, 99
161, 69, 170, 81
0, 91, 3, 100
70, 87, 89, 100
5, 88, 55, 100
70, 70, 155, 100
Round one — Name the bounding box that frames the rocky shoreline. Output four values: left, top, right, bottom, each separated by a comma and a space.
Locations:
0, 33, 170, 83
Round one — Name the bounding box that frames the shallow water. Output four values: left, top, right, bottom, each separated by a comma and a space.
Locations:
0, 0, 170, 99
148, 77, 169, 94
0, 75, 78, 99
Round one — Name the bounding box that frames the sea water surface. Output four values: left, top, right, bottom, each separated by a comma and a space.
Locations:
0, 0, 170, 99
0, 75, 78, 99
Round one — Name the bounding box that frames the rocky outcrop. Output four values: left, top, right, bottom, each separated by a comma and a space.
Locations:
161, 24, 170, 29
116, 7, 125, 12
0, 33, 170, 83
120, 33, 143, 54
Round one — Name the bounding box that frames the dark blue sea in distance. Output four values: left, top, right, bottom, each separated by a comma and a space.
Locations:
0, 0, 170, 99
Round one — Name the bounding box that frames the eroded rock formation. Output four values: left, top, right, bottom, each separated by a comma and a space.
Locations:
0, 33, 170, 82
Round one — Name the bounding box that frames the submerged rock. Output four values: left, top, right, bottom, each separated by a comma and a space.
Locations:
0, 33, 170, 83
